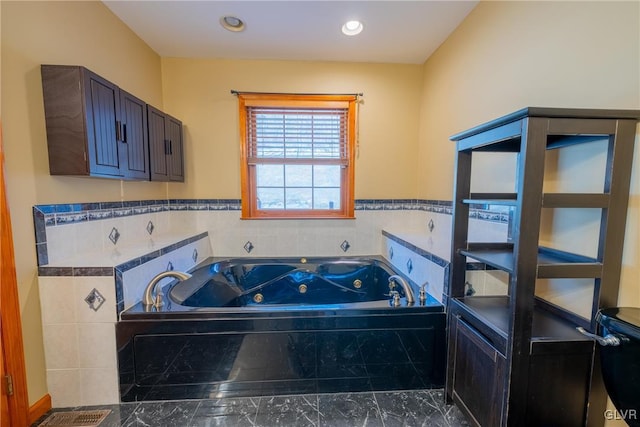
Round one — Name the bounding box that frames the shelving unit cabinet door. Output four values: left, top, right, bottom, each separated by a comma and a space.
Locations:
120, 90, 149, 180
451, 316, 506, 427
166, 115, 184, 182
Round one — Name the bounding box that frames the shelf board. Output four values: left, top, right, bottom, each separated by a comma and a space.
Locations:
450, 296, 593, 355
458, 246, 602, 278
541, 193, 609, 208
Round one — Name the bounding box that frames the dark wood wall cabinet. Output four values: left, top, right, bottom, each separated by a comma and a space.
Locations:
41, 65, 184, 182
445, 108, 640, 427
148, 105, 184, 182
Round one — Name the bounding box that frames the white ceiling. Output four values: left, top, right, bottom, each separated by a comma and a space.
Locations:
102, 1, 478, 64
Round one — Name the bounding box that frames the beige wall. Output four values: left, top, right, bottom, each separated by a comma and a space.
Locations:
419, 2, 639, 424
161, 58, 424, 200
1, 1, 165, 404
419, 1, 639, 199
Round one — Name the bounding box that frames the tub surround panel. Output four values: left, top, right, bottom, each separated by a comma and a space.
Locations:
117, 306, 446, 401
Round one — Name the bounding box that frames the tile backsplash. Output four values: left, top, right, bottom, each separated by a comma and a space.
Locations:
34, 198, 510, 269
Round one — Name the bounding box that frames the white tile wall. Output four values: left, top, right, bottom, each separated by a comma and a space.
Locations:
77, 323, 117, 369
39, 276, 118, 407
39, 277, 76, 324
46, 369, 80, 408
46, 211, 175, 266
79, 368, 120, 406
42, 323, 79, 369
199, 209, 432, 258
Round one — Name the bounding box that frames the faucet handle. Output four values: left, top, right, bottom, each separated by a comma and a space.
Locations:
419, 282, 428, 304
154, 291, 165, 308
389, 290, 401, 307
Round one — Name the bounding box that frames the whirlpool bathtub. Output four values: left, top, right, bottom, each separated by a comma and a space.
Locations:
116, 256, 446, 401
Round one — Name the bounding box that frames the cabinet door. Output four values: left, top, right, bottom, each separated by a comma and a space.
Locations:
148, 107, 185, 182
452, 317, 506, 427
148, 106, 169, 181
120, 90, 149, 180
166, 116, 184, 182
83, 70, 123, 177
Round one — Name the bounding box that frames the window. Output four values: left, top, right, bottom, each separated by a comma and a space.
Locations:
238, 93, 357, 219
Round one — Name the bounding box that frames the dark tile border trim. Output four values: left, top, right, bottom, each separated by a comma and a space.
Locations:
355, 199, 453, 213
382, 230, 449, 268
33, 199, 243, 236
35, 198, 508, 235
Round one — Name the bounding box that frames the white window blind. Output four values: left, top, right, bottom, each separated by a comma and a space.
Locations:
246, 107, 349, 166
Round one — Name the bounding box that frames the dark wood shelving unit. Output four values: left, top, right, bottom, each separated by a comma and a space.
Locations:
445, 107, 640, 427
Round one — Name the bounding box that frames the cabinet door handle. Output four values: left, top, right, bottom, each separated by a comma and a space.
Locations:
164, 139, 170, 155
168, 140, 173, 155
122, 124, 127, 143
115, 121, 121, 141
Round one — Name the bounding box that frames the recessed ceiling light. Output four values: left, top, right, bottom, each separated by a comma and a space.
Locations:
342, 20, 363, 36
220, 15, 245, 32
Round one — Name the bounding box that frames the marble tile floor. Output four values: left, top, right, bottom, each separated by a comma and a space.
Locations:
32, 389, 470, 427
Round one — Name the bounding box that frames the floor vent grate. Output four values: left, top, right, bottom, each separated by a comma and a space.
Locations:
39, 409, 111, 427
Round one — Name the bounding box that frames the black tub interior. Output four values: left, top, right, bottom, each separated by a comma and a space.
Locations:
170, 258, 402, 307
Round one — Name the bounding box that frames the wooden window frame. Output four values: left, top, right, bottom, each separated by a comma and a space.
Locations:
238, 93, 356, 219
